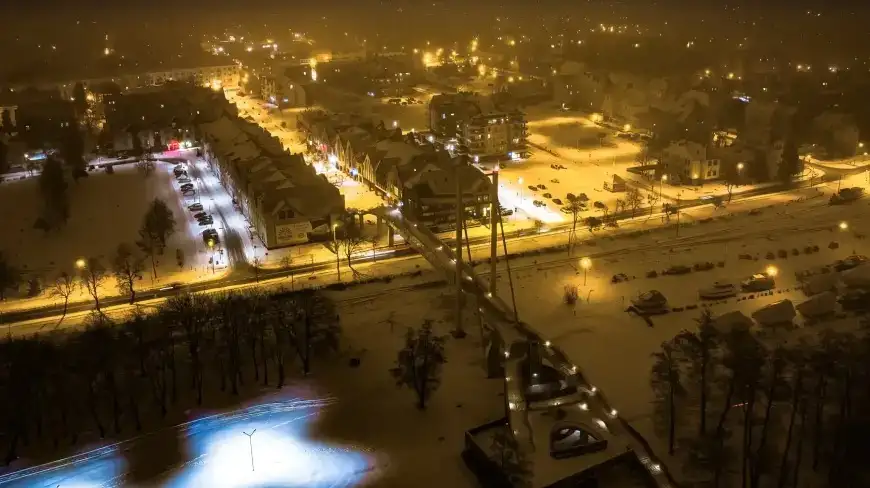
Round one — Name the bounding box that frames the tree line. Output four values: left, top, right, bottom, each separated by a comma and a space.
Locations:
650, 309, 870, 488
0, 288, 341, 466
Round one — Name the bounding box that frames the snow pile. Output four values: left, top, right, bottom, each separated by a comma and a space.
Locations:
751, 299, 797, 326
841, 263, 870, 288
796, 291, 837, 318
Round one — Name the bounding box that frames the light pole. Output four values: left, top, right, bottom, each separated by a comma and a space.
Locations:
839, 221, 849, 231
580, 257, 591, 285
75, 258, 86, 270
518, 177, 524, 206
332, 223, 341, 280
242, 429, 256, 472
660, 174, 668, 203
207, 239, 215, 274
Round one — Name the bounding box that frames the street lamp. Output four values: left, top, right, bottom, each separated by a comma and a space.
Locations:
580, 257, 591, 285
75, 258, 86, 269
839, 221, 849, 231
207, 239, 215, 274
332, 223, 341, 280
765, 265, 778, 278
518, 176, 524, 205
660, 174, 668, 200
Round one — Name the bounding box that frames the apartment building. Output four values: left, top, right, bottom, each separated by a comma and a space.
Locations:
429, 93, 527, 161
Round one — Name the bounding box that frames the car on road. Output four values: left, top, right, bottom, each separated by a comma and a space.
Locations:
833, 255, 868, 271
663, 264, 692, 275
699, 282, 738, 300
188, 203, 204, 211
159, 282, 185, 292
741, 273, 776, 291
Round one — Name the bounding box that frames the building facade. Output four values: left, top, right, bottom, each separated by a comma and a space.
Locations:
429, 93, 528, 161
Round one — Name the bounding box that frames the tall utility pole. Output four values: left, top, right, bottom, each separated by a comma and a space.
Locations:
454, 164, 465, 337
489, 168, 499, 295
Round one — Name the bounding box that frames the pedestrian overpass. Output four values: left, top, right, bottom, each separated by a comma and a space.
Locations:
375, 205, 676, 488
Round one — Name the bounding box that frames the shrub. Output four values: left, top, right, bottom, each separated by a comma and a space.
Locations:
804, 246, 815, 254
791, 248, 800, 256
777, 249, 788, 258
563, 285, 579, 305
829, 241, 839, 249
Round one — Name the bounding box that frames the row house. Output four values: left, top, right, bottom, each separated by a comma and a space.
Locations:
200, 114, 344, 248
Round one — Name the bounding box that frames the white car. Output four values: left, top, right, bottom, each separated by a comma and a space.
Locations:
699, 282, 737, 300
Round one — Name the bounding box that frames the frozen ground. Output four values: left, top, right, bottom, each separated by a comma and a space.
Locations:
0, 159, 226, 310
0, 284, 504, 488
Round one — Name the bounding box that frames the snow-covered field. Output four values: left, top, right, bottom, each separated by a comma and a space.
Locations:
0, 282, 504, 488
0, 161, 220, 303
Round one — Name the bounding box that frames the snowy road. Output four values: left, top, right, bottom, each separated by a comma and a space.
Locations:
0, 395, 375, 488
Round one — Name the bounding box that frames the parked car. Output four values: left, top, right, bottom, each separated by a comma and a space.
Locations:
533, 200, 545, 207
188, 203, 204, 211
198, 218, 214, 226
833, 255, 868, 271
543, 193, 552, 199
180, 183, 195, 191
663, 265, 692, 275
838, 289, 870, 311
550, 179, 560, 184
611, 273, 629, 283
537, 184, 547, 190
741, 273, 776, 291
528, 185, 538, 191
194, 212, 208, 220
552, 198, 563, 205
182, 189, 196, 197
631, 290, 668, 313
699, 282, 738, 300
177, 177, 192, 184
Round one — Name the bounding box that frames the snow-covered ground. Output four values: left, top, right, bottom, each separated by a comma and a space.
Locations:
0, 283, 504, 488
483, 187, 870, 480
0, 158, 229, 311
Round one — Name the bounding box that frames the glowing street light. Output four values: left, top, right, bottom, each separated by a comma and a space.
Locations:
839, 221, 849, 231
580, 257, 592, 285
765, 265, 778, 277
75, 258, 87, 269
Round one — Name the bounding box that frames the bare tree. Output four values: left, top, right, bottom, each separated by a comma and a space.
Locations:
389, 320, 447, 410
136, 198, 177, 281
490, 427, 534, 487
79, 257, 109, 313
339, 235, 366, 280
651, 340, 684, 455
48, 272, 77, 324
626, 187, 643, 217
112, 243, 144, 304
0, 251, 22, 300
565, 195, 586, 254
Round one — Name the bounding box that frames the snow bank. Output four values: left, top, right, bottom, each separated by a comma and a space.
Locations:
751, 299, 797, 326
796, 291, 837, 318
